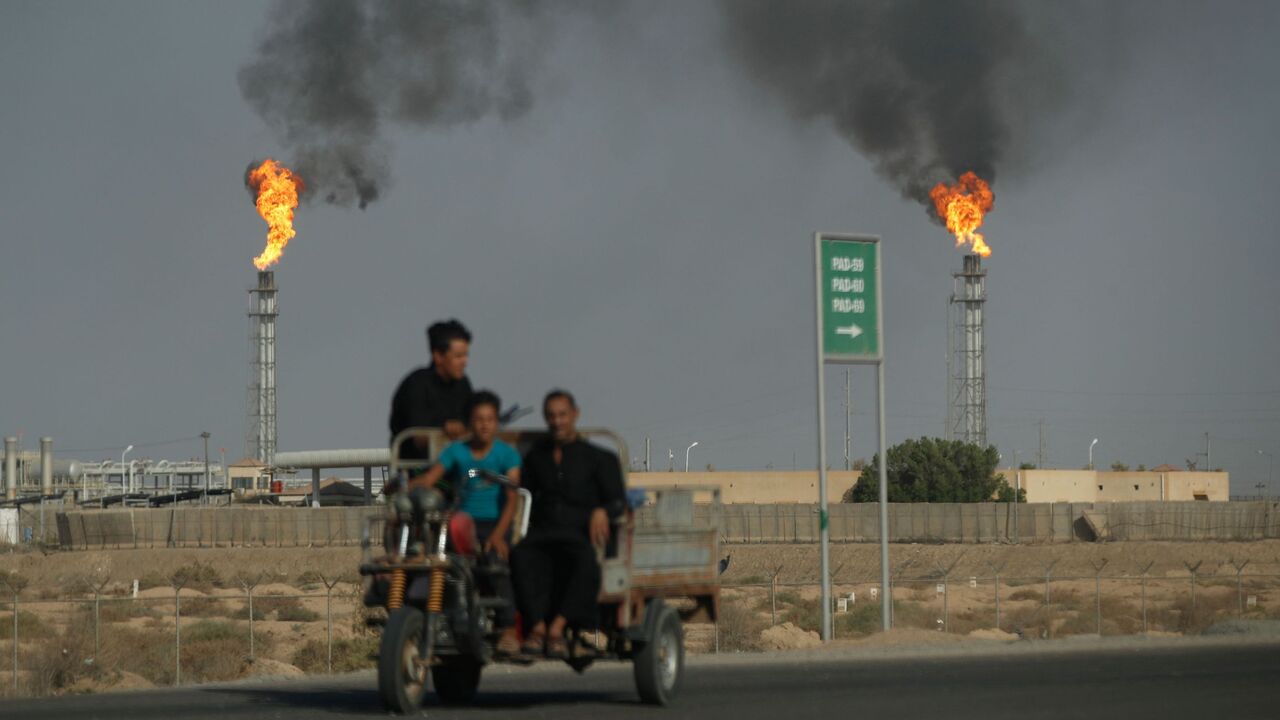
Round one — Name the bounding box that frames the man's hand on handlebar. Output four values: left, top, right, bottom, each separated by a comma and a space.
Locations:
589, 507, 610, 547
443, 419, 466, 440
484, 534, 510, 562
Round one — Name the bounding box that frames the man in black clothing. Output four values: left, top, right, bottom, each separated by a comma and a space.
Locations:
388, 319, 473, 465
511, 389, 626, 658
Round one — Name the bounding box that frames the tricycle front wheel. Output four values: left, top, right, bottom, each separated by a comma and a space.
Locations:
378, 607, 429, 714
633, 601, 684, 705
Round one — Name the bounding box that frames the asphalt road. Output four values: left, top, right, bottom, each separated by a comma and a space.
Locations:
4, 639, 1278, 720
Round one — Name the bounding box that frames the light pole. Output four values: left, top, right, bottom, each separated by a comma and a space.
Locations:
685, 442, 699, 472
1258, 450, 1273, 500
121, 445, 134, 494
201, 432, 211, 501
1088, 438, 1099, 470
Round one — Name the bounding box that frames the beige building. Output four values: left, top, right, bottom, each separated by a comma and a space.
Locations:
630, 468, 1229, 504
1008, 468, 1229, 503
228, 457, 272, 493
629, 471, 856, 504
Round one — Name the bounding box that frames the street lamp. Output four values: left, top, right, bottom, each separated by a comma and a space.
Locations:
685, 441, 699, 472
1258, 450, 1273, 500
1088, 438, 1099, 470
201, 431, 211, 500
121, 445, 134, 494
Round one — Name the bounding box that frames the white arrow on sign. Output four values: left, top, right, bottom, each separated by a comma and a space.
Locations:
835, 323, 863, 339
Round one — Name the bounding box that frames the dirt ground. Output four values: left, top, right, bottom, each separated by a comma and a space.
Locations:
2, 540, 1279, 697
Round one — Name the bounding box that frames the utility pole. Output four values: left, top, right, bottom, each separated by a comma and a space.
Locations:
1196, 433, 1211, 472
645, 437, 651, 472
843, 369, 852, 471
1037, 419, 1046, 468
201, 432, 211, 501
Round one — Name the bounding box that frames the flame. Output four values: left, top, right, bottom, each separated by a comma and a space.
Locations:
929, 171, 994, 257
246, 159, 303, 270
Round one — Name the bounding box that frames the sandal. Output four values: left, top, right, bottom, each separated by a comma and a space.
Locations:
496, 631, 521, 657
545, 635, 568, 660
520, 633, 545, 657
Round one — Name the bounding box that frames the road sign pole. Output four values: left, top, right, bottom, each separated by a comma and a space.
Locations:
814, 233, 888, 637
813, 236, 832, 642
877, 360, 891, 630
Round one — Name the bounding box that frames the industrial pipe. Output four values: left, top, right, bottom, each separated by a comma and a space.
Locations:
40, 438, 53, 496
3, 437, 15, 501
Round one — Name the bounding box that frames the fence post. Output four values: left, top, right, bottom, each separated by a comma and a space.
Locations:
2, 574, 27, 694
769, 565, 783, 626
237, 573, 261, 661
1183, 560, 1202, 613
1137, 561, 1154, 634
934, 555, 963, 633
986, 561, 1006, 631
11, 593, 17, 693
829, 563, 845, 639
1042, 560, 1059, 606
170, 574, 189, 686
322, 575, 340, 673
1231, 560, 1250, 615
1089, 559, 1109, 635
91, 575, 112, 667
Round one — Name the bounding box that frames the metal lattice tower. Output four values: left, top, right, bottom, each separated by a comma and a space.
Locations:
247, 270, 278, 465
946, 254, 987, 446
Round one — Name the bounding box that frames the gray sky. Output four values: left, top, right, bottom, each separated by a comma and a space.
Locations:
2, 2, 1278, 493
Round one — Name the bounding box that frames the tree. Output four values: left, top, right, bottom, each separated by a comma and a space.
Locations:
1110, 462, 1130, 472
1136, 464, 1147, 472
1018, 462, 1037, 470
843, 437, 1024, 503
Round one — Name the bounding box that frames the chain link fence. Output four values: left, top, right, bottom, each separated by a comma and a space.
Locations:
707, 567, 1280, 651
2, 564, 1278, 697
0, 572, 378, 700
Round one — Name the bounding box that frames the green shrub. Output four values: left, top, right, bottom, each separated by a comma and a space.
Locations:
84, 599, 161, 623
717, 598, 765, 651
233, 593, 319, 622
178, 596, 227, 618
291, 636, 378, 673
170, 562, 225, 592
774, 590, 802, 606
0, 611, 53, 640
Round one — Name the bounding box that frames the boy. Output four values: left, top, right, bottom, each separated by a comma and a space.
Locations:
416, 389, 521, 655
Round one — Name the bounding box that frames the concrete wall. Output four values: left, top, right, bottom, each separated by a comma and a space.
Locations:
630, 471, 857, 504
633, 469, 1228, 504
54, 499, 1278, 549
57, 506, 378, 549
1014, 469, 1228, 503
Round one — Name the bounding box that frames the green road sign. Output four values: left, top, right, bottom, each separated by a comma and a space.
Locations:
815, 234, 881, 362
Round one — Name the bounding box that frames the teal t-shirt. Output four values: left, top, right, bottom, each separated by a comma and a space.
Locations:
437, 439, 521, 521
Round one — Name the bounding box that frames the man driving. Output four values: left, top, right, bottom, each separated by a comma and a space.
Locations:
511, 389, 626, 658
389, 319, 473, 466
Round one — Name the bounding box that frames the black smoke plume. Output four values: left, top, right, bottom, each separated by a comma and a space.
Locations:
239, 0, 547, 209
721, 0, 1055, 207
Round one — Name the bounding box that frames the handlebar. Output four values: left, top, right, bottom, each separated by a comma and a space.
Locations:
467, 469, 533, 539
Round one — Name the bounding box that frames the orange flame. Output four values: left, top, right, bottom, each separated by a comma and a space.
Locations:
247, 159, 303, 270
929, 171, 994, 257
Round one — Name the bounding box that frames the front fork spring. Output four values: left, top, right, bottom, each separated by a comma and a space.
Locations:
428, 567, 446, 613
387, 569, 406, 611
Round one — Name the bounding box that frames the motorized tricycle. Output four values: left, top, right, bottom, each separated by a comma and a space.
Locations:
360, 427, 721, 714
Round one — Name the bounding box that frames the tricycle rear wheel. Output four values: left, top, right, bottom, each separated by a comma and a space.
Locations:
633, 600, 684, 705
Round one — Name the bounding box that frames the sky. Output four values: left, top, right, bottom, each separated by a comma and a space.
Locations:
1, 1, 1278, 494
